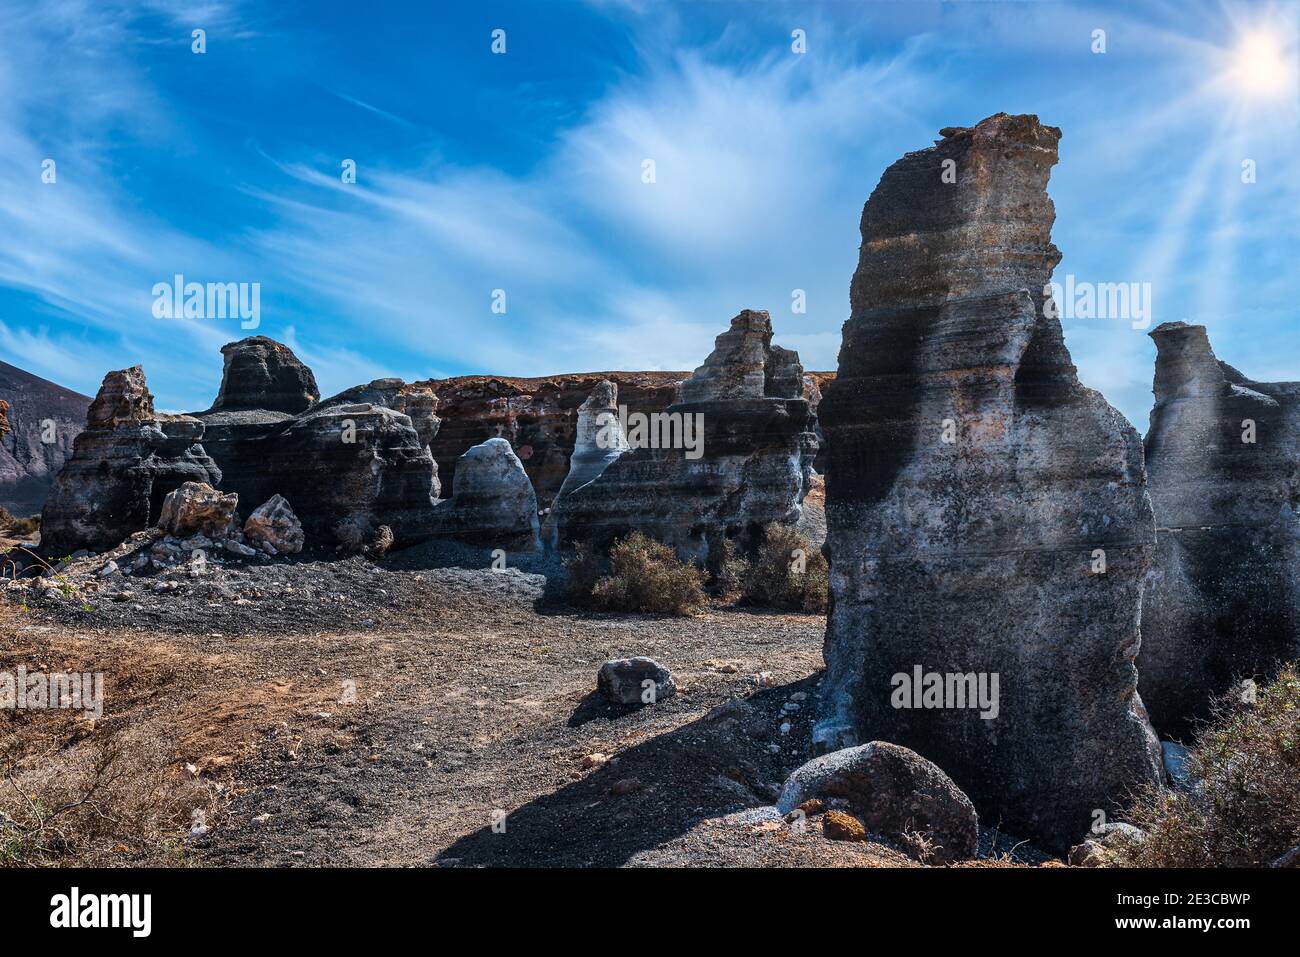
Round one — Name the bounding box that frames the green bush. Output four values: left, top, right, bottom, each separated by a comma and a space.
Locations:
572, 532, 705, 616
1120, 664, 1300, 867
741, 524, 828, 613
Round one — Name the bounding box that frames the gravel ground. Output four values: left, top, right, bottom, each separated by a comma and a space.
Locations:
2, 537, 1049, 867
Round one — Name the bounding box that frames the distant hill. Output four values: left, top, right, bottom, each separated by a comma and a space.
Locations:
0, 360, 91, 516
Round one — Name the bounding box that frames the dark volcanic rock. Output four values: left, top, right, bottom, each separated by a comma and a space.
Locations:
208, 336, 319, 415
192, 341, 440, 547
597, 656, 676, 705
815, 113, 1162, 852
1140, 321, 1300, 736
777, 742, 978, 864
0, 361, 91, 515
40, 367, 222, 555
550, 310, 818, 568
248, 402, 438, 548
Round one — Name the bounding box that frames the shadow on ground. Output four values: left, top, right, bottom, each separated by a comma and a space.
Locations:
438, 676, 821, 867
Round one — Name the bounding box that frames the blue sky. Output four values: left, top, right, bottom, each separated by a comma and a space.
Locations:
0, 0, 1296, 432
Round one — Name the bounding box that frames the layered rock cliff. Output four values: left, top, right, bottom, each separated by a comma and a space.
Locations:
1140, 321, 1300, 736
816, 113, 1162, 852
0, 360, 91, 515
550, 309, 818, 567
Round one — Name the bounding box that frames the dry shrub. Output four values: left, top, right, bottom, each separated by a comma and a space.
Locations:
742, 524, 828, 613
563, 541, 605, 602
0, 508, 39, 538
1120, 664, 1300, 867
708, 537, 750, 597
0, 724, 211, 867
581, 532, 705, 616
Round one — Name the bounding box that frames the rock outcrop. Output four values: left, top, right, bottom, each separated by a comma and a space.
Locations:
0, 361, 94, 516
423, 437, 540, 551
552, 381, 628, 503
815, 113, 1162, 852
192, 339, 440, 548
549, 310, 818, 568
40, 367, 223, 555
1140, 322, 1300, 736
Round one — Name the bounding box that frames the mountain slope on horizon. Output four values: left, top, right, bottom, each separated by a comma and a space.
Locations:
0, 359, 91, 516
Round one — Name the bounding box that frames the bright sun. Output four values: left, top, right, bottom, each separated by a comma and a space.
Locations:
1230, 29, 1294, 96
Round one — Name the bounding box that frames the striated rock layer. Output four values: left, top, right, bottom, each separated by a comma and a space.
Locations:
815, 113, 1162, 852
1140, 322, 1300, 737
40, 367, 222, 555
550, 309, 817, 567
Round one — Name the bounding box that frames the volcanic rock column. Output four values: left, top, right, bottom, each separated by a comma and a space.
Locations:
1140, 321, 1300, 737
815, 113, 1162, 851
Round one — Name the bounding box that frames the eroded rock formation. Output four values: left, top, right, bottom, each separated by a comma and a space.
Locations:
815, 113, 1162, 851
424, 437, 540, 551
550, 310, 818, 567
423, 372, 686, 507
208, 335, 319, 415
1140, 321, 1300, 736
41, 367, 222, 555
553, 380, 628, 502
193, 340, 440, 547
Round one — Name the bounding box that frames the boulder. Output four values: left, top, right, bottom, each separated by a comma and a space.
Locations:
550, 310, 818, 569
243, 494, 305, 555
814, 113, 1163, 852
1068, 822, 1145, 867
1140, 321, 1300, 737
156, 482, 239, 538
40, 367, 222, 555
597, 656, 676, 705
424, 437, 540, 551
777, 741, 978, 864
